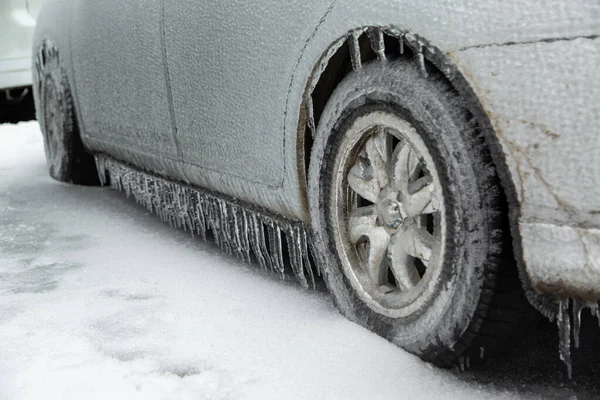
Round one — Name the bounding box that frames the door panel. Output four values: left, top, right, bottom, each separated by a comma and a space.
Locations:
71, 0, 178, 161
164, 1, 332, 187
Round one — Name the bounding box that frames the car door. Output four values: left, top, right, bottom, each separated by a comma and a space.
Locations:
163, 1, 333, 200
70, 0, 180, 171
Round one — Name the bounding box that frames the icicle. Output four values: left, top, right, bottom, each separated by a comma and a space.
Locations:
209, 199, 222, 249
233, 205, 251, 263
458, 356, 465, 372
268, 225, 285, 278
185, 187, 196, 233
348, 30, 362, 71
229, 204, 244, 261
589, 302, 600, 328
94, 155, 318, 288
305, 96, 316, 138
238, 208, 251, 263
285, 225, 308, 288
194, 192, 207, 240
303, 229, 319, 278
415, 44, 428, 78
299, 226, 316, 287
95, 156, 108, 186
368, 27, 386, 62
572, 300, 584, 349
249, 214, 271, 271
399, 34, 405, 55
218, 200, 232, 255
557, 299, 573, 379
229, 205, 240, 258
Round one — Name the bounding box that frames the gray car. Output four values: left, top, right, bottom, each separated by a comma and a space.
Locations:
33, 0, 599, 370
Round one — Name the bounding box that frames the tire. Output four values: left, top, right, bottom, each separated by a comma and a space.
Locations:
308, 59, 535, 366
39, 43, 98, 185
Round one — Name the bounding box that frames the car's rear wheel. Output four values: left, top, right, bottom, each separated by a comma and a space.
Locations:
308, 58, 535, 366
39, 43, 98, 185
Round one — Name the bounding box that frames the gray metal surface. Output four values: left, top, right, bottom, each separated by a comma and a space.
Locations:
70, 1, 178, 162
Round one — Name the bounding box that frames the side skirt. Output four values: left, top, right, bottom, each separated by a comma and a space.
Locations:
95, 154, 317, 288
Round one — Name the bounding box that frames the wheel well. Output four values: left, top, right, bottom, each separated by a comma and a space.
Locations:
299, 26, 555, 317
302, 28, 456, 182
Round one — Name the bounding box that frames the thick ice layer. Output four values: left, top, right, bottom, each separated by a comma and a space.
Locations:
95, 155, 317, 289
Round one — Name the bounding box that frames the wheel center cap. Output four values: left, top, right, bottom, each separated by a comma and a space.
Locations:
377, 194, 403, 230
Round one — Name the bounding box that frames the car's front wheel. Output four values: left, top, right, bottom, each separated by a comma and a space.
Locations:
308, 58, 534, 366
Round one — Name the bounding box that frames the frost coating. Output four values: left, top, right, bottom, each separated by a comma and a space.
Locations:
95, 155, 316, 288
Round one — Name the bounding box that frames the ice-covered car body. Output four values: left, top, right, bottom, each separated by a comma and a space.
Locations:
0, 0, 41, 90
33, 0, 599, 365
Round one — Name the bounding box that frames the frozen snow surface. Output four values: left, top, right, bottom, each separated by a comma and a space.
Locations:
0, 121, 598, 400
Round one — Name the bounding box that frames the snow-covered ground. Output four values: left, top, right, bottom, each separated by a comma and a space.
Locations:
0, 121, 597, 400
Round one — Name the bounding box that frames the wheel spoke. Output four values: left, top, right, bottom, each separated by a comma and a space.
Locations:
387, 231, 420, 290
348, 206, 379, 244
364, 230, 391, 284
390, 141, 419, 194
348, 206, 390, 284
398, 219, 436, 263
364, 132, 389, 190
407, 175, 432, 194
348, 157, 379, 203
404, 178, 440, 216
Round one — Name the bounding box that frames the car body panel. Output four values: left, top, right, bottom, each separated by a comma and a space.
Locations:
32, 0, 600, 300
70, 1, 180, 163
450, 38, 600, 299
159, 0, 335, 219
163, 1, 333, 187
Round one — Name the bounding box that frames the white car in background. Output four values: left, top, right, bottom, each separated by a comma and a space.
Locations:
0, 0, 41, 121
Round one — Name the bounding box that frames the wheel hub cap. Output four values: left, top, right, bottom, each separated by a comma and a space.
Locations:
376, 190, 403, 230
335, 112, 446, 316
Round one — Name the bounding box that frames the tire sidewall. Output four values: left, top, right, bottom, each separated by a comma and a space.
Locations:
40, 54, 74, 182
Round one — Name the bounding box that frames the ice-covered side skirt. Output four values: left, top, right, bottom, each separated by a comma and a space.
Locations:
95, 155, 317, 288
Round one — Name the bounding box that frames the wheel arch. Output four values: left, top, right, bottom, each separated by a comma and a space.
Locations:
294, 26, 555, 317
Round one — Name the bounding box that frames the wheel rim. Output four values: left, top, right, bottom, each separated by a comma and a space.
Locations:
332, 111, 446, 318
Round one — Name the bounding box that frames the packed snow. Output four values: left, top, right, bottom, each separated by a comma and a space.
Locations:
0, 121, 597, 400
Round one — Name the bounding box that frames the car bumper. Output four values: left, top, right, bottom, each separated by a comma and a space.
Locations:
451, 37, 600, 302
521, 222, 600, 301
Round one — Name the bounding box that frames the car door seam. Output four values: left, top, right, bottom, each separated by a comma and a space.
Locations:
160, 0, 183, 161
282, 0, 338, 183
